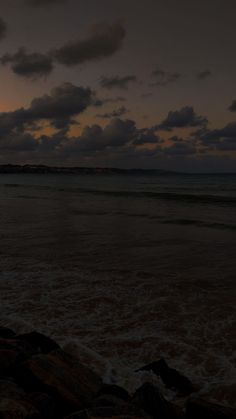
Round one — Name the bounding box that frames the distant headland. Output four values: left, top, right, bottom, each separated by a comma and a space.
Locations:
0, 164, 176, 175
0, 164, 235, 175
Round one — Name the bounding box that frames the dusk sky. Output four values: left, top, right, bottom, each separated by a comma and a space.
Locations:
1, 0, 236, 171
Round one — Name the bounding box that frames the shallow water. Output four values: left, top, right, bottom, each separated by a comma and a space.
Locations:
0, 173, 235, 405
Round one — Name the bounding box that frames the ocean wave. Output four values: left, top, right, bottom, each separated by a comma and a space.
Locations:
2, 182, 236, 206
0, 262, 235, 406
162, 219, 236, 230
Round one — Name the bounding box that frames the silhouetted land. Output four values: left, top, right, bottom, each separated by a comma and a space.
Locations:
0, 164, 176, 175
0, 164, 236, 176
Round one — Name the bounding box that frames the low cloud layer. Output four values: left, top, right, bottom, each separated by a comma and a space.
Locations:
0, 83, 235, 170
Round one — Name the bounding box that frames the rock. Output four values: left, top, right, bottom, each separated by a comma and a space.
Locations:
0, 327, 16, 339
137, 359, 194, 395
28, 392, 56, 419
92, 394, 128, 409
186, 397, 236, 419
14, 349, 102, 415
97, 384, 130, 401
132, 382, 176, 419
65, 406, 150, 419
0, 349, 19, 375
0, 379, 41, 418
0, 337, 37, 361
17, 332, 60, 354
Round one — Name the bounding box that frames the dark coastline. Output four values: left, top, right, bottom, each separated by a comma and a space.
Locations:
0, 164, 236, 176
0, 164, 176, 176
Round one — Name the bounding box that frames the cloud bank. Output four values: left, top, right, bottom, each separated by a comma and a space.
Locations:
0, 84, 235, 171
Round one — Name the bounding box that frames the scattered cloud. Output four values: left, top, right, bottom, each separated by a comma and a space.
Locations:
0, 83, 95, 141
0, 21, 126, 79
100, 75, 137, 90
197, 70, 212, 80
64, 118, 161, 156
66, 118, 137, 154
151, 69, 181, 87
96, 106, 128, 119
53, 22, 125, 66
228, 100, 236, 112
1, 48, 53, 79
102, 96, 127, 103
132, 128, 161, 145
29, 83, 93, 120
198, 122, 236, 151
157, 106, 208, 131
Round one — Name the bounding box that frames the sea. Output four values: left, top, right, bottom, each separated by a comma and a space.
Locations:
0, 172, 235, 406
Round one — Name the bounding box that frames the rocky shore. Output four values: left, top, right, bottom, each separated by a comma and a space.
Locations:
0, 326, 235, 419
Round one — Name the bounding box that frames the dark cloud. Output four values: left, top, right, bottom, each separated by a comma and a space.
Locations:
0, 83, 94, 144
164, 141, 196, 156
151, 69, 181, 87
132, 128, 161, 145
199, 122, 236, 142
0, 17, 7, 41
197, 70, 212, 80
65, 118, 136, 154
228, 100, 236, 112
53, 22, 125, 66
193, 122, 236, 153
93, 96, 126, 107
96, 106, 128, 119
0, 22, 125, 78
158, 106, 208, 131
102, 96, 127, 103
0, 132, 37, 151
29, 83, 93, 120
64, 118, 161, 156
197, 122, 236, 151
1, 48, 53, 79
100, 75, 137, 90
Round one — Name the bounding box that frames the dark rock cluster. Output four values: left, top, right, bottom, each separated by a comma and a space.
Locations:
0, 326, 235, 419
